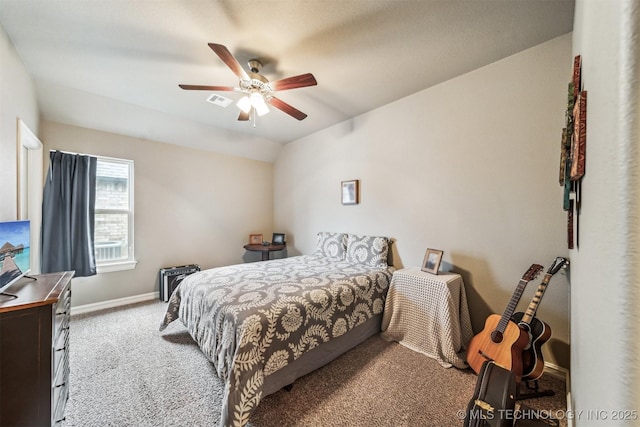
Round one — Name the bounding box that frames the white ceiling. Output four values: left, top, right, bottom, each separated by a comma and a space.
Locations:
0, 0, 574, 162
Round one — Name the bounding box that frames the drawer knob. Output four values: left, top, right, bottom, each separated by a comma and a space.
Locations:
55, 382, 66, 388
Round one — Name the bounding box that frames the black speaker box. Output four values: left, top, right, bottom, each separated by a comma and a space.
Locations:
158, 264, 200, 302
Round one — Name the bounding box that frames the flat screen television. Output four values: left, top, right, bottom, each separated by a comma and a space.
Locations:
0, 220, 31, 295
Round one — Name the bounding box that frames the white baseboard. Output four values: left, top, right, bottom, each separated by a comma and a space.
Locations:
544, 361, 569, 379
543, 362, 572, 427
71, 292, 159, 315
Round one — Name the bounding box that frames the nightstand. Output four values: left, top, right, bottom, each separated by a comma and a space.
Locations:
381, 267, 473, 369
243, 243, 286, 261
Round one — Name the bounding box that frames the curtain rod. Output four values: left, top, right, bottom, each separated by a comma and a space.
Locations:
49, 149, 90, 156
49, 150, 131, 163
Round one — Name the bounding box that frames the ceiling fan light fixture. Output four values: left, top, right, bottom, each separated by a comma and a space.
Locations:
251, 93, 270, 116
237, 96, 252, 113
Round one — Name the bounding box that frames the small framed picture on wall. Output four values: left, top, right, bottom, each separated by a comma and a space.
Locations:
341, 180, 359, 205
421, 248, 443, 274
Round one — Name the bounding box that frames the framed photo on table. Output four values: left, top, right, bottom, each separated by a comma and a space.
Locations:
272, 233, 286, 245
249, 234, 263, 245
422, 249, 443, 274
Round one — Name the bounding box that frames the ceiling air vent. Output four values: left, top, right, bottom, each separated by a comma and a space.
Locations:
206, 94, 233, 108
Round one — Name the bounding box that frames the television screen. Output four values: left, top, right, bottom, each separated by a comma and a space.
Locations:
0, 220, 31, 294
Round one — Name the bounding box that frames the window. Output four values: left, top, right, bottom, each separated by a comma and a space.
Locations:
94, 156, 136, 273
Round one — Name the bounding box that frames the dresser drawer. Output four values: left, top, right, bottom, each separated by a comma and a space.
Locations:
55, 286, 71, 313
53, 327, 69, 378
52, 366, 69, 425
52, 351, 68, 391
52, 390, 68, 426
53, 287, 71, 339
54, 311, 69, 342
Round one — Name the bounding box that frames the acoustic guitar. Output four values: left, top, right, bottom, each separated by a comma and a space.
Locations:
511, 257, 568, 381
466, 264, 543, 380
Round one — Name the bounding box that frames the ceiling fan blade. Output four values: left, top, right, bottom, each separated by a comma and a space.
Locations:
179, 84, 236, 91
208, 43, 250, 81
270, 73, 318, 91
238, 109, 250, 121
268, 97, 308, 120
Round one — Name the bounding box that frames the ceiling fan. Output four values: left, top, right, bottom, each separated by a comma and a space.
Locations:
179, 43, 317, 122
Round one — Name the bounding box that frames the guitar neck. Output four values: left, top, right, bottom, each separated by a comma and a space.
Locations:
496, 278, 529, 333
521, 274, 552, 324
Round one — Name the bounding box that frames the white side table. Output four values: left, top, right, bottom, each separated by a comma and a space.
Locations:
381, 267, 473, 368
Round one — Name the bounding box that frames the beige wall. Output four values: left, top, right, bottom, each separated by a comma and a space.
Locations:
275, 34, 572, 368
0, 24, 39, 221
571, 0, 640, 421
41, 121, 274, 307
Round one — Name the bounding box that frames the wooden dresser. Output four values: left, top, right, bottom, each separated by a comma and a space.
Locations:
0, 271, 74, 427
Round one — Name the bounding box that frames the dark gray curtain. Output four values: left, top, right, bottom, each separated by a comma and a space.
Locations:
41, 151, 97, 277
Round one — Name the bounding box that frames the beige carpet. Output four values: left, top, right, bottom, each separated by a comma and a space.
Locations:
64, 301, 567, 427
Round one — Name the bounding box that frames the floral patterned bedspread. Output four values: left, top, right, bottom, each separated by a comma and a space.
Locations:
159, 255, 393, 427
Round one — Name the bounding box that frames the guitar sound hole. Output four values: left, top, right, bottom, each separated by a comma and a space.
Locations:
491, 330, 503, 343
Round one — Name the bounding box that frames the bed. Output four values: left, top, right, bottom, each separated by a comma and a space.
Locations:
159, 232, 394, 427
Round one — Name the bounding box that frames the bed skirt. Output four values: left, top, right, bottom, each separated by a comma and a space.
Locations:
262, 313, 383, 396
